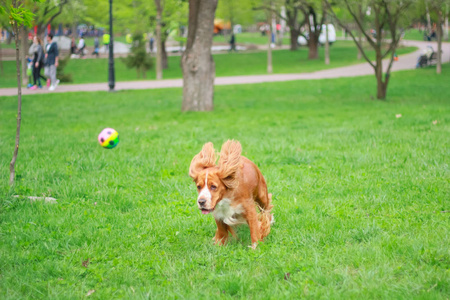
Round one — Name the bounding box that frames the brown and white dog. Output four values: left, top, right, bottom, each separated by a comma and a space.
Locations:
189, 140, 274, 249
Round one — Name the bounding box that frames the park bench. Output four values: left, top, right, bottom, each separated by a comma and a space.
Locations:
417, 55, 429, 68
417, 50, 442, 68
428, 52, 438, 65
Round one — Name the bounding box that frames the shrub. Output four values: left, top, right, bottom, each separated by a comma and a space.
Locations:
121, 32, 153, 78
57, 55, 73, 83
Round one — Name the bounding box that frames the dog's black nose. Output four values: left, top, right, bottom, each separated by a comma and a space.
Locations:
198, 199, 207, 207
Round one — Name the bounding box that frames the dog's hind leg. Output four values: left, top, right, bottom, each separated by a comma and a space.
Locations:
255, 174, 273, 212
255, 174, 274, 240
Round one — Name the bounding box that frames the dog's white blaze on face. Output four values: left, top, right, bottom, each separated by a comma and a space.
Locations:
198, 171, 212, 208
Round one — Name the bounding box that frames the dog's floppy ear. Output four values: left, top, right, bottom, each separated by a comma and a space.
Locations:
189, 142, 217, 180
218, 140, 242, 189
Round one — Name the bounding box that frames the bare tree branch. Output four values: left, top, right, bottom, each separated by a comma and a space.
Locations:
253, 5, 287, 21
325, 0, 376, 69
342, 0, 377, 48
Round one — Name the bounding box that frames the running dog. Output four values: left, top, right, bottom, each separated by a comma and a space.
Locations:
189, 140, 274, 249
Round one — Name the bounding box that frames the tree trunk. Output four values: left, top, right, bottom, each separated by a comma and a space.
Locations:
161, 38, 168, 69
286, 2, 299, 51
324, 23, 330, 65
375, 53, 386, 100
37, 26, 43, 40
376, 75, 386, 99
357, 28, 362, 60
0, 40, 3, 75
289, 28, 299, 51
308, 34, 319, 59
323, 2, 329, 64
278, 6, 286, 46
271, 6, 277, 48
267, 10, 273, 73
356, 3, 363, 60
228, 0, 234, 36
7, 30, 13, 44
10, 20, 23, 185
267, 29, 273, 73
155, 0, 163, 80
436, 11, 442, 74
425, 2, 432, 34
181, 0, 218, 111
21, 26, 28, 86
305, 5, 321, 60
72, 21, 77, 39
445, 4, 449, 41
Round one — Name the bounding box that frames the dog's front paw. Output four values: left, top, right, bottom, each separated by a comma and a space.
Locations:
213, 236, 228, 245
248, 242, 258, 250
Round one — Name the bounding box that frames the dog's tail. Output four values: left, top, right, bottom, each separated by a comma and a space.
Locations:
258, 193, 274, 240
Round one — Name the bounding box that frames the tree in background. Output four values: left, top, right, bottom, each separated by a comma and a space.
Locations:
0, 0, 41, 185
53, 0, 85, 39
257, 0, 326, 57
427, 0, 449, 74
30, 0, 69, 38
266, 1, 275, 73
216, 0, 258, 27
251, 0, 278, 72
81, 0, 147, 36
150, 0, 188, 77
216, 0, 259, 39
253, 0, 307, 51
121, 32, 153, 78
327, 0, 368, 59
285, 0, 306, 51
298, 0, 325, 59
154, 0, 163, 79
15, 0, 68, 85
181, 0, 218, 111
323, 0, 330, 64
326, 0, 413, 100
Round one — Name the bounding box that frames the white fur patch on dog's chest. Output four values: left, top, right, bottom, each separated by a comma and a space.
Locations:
213, 198, 246, 226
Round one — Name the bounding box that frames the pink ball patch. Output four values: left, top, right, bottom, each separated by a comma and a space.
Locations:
98, 128, 115, 144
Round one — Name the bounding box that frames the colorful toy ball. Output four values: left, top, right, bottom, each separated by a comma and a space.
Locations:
98, 128, 119, 149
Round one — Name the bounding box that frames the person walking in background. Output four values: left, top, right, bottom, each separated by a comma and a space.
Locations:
92, 36, 100, 57
229, 33, 236, 52
44, 33, 60, 91
149, 36, 154, 53
77, 35, 86, 58
103, 33, 110, 53
27, 39, 36, 88
29, 36, 45, 90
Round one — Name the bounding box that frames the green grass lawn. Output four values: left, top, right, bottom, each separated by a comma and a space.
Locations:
0, 65, 449, 299
83, 35, 129, 47
403, 29, 427, 41
0, 41, 417, 88
214, 32, 291, 45
0, 41, 16, 49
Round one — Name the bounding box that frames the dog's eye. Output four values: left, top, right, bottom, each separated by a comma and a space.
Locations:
210, 185, 217, 190
197, 185, 201, 190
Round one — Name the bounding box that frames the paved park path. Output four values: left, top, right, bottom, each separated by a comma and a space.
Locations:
0, 40, 448, 97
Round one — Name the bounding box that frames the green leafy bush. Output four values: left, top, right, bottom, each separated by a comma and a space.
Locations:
121, 32, 153, 78
57, 55, 73, 83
